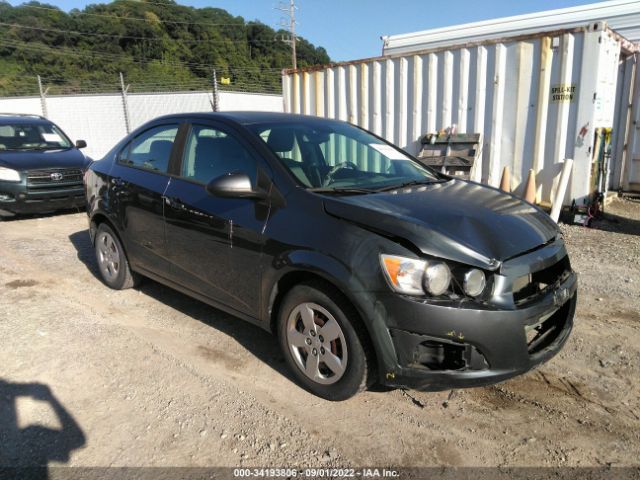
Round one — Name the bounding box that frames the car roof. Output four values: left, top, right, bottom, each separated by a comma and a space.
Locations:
0, 114, 52, 126
150, 111, 343, 127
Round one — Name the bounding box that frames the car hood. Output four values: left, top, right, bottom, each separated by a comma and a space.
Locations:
0, 149, 89, 171
322, 179, 559, 270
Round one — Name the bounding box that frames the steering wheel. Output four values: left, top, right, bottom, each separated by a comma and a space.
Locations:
322, 161, 360, 187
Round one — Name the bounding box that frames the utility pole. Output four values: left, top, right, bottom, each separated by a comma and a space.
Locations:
276, 0, 297, 69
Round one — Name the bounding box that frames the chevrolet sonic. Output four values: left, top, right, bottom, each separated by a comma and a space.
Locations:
84, 112, 577, 400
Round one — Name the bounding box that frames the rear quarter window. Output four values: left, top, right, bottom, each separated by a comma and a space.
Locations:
117, 125, 178, 174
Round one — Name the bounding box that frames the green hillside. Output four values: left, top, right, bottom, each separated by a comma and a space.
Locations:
0, 0, 330, 96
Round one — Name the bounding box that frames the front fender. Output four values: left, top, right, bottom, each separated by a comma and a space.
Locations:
262, 249, 399, 382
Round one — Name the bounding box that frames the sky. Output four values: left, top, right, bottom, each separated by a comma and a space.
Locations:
9, 0, 602, 61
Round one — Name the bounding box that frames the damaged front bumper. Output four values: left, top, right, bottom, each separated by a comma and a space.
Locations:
376, 240, 577, 391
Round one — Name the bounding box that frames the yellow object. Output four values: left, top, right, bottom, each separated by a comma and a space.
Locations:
220, 77, 231, 85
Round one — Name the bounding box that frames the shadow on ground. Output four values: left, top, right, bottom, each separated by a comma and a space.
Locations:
0, 380, 85, 479
590, 211, 640, 236
0, 208, 84, 223
68, 229, 294, 383
68, 229, 101, 280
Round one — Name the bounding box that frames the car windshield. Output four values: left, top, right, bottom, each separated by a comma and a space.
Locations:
248, 119, 441, 192
0, 122, 72, 151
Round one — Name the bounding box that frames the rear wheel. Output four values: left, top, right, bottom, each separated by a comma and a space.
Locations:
278, 282, 373, 400
95, 223, 139, 290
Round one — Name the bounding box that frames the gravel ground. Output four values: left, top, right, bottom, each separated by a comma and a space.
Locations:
0, 197, 639, 470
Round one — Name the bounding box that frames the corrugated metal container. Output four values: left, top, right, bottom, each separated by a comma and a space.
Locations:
381, 0, 640, 54
630, 103, 640, 191
283, 22, 638, 205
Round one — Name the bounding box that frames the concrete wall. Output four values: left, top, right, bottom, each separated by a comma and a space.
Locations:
0, 90, 283, 159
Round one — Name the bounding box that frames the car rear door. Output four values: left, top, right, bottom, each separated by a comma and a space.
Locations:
108, 122, 183, 277
162, 121, 271, 318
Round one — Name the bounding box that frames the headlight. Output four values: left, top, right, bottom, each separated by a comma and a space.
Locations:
463, 268, 486, 297
380, 254, 427, 295
381, 254, 489, 299
0, 167, 20, 182
424, 262, 451, 296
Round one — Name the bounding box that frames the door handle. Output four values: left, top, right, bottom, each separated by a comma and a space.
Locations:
164, 196, 186, 210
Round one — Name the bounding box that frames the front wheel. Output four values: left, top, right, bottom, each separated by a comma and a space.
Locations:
277, 282, 373, 400
94, 223, 139, 290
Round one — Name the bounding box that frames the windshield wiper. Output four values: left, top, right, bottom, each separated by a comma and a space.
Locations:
5, 146, 70, 152
373, 179, 448, 192
309, 187, 375, 195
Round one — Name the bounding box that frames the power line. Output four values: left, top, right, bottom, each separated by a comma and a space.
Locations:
0, 38, 283, 73
109, 0, 192, 8
0, 21, 286, 44
113, 0, 204, 9
0, 78, 282, 96
0, 38, 207, 69
15, 4, 252, 28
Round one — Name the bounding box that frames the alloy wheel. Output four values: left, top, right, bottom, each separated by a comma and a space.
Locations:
97, 231, 121, 281
286, 302, 348, 385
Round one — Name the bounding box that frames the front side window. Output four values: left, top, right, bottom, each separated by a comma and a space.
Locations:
248, 119, 440, 191
118, 125, 178, 174
0, 122, 72, 151
181, 125, 256, 184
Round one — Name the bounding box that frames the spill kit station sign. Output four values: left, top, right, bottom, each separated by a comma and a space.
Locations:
551, 84, 577, 103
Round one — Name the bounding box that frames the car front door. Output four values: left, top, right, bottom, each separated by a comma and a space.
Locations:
162, 122, 271, 318
109, 123, 182, 276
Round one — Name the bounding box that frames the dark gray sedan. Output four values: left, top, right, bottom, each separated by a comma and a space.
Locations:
84, 112, 576, 400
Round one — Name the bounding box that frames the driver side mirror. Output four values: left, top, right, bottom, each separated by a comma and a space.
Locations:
75, 140, 87, 149
206, 172, 268, 199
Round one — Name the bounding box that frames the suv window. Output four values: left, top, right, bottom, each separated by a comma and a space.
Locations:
181, 125, 256, 184
118, 125, 178, 173
0, 122, 72, 151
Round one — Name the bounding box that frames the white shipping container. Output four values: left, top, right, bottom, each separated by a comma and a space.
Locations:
381, 0, 640, 55
283, 22, 639, 206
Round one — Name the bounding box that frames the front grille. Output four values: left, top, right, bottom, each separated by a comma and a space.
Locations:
513, 255, 572, 305
26, 168, 83, 189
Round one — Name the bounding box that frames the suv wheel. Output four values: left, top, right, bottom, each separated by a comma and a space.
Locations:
95, 223, 139, 290
278, 282, 373, 400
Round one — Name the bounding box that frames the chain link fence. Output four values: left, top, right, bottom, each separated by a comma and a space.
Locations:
0, 72, 283, 159
0, 65, 284, 97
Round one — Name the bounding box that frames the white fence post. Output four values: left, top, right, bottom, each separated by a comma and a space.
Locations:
37, 75, 49, 118
212, 68, 220, 112
119, 72, 131, 134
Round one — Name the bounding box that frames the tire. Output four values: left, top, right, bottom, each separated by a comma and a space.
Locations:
277, 281, 374, 401
94, 223, 139, 290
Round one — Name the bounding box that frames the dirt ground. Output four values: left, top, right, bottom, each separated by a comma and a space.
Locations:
0, 197, 639, 470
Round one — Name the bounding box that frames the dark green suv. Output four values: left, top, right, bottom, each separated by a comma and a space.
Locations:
0, 113, 90, 217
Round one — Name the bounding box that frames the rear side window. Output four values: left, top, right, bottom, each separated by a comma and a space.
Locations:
118, 125, 178, 173
180, 125, 256, 184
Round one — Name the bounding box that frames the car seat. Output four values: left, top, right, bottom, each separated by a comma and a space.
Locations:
147, 140, 173, 172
